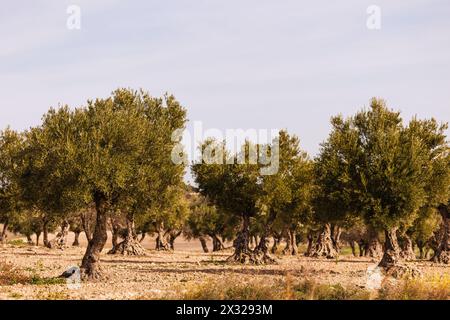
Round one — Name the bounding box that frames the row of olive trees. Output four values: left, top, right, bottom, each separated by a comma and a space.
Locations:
191, 98, 449, 273
0, 88, 187, 280
1, 94, 448, 278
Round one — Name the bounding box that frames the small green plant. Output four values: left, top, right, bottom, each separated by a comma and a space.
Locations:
7, 239, 25, 246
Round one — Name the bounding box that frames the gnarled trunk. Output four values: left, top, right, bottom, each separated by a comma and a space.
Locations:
253, 211, 277, 263
331, 225, 342, 252
199, 236, 209, 253
282, 229, 298, 255
431, 204, 449, 264
211, 234, 225, 252
155, 222, 170, 251
311, 223, 338, 259
228, 214, 262, 264
109, 213, 146, 256
379, 227, 420, 278
47, 220, 70, 249
379, 228, 401, 269
282, 230, 292, 255
168, 230, 182, 251
80, 192, 109, 280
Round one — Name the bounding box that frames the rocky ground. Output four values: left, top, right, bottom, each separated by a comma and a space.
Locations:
0, 234, 448, 300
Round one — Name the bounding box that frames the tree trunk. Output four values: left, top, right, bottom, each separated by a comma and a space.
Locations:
283, 229, 298, 255
331, 225, 342, 252
253, 211, 277, 263
42, 219, 49, 247
399, 234, 416, 261
199, 236, 209, 253
365, 227, 383, 258
47, 220, 70, 249
108, 217, 121, 253
169, 230, 182, 251
139, 232, 146, 243
271, 236, 280, 254
379, 228, 401, 268
26, 234, 33, 245
81, 211, 93, 242
109, 213, 146, 256
282, 230, 292, 255
155, 223, 170, 251
80, 192, 109, 280
0, 220, 8, 244
304, 232, 315, 256
358, 239, 366, 256
349, 240, 357, 257
291, 230, 298, 255
378, 227, 421, 277
36, 232, 41, 246
417, 241, 425, 260
311, 223, 338, 259
73, 231, 81, 246
228, 214, 261, 264
212, 234, 225, 251
431, 204, 449, 264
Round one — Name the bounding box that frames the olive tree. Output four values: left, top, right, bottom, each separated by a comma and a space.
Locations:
256, 130, 314, 258
312, 115, 359, 259
0, 128, 24, 244
321, 98, 447, 273
192, 140, 264, 263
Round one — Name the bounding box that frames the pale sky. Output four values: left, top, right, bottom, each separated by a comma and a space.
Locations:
1, 0, 449, 157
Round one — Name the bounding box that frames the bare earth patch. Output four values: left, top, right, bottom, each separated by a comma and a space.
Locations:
0, 238, 448, 300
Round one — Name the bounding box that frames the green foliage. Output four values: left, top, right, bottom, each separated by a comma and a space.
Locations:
17, 88, 187, 229
192, 140, 262, 220
316, 98, 449, 232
